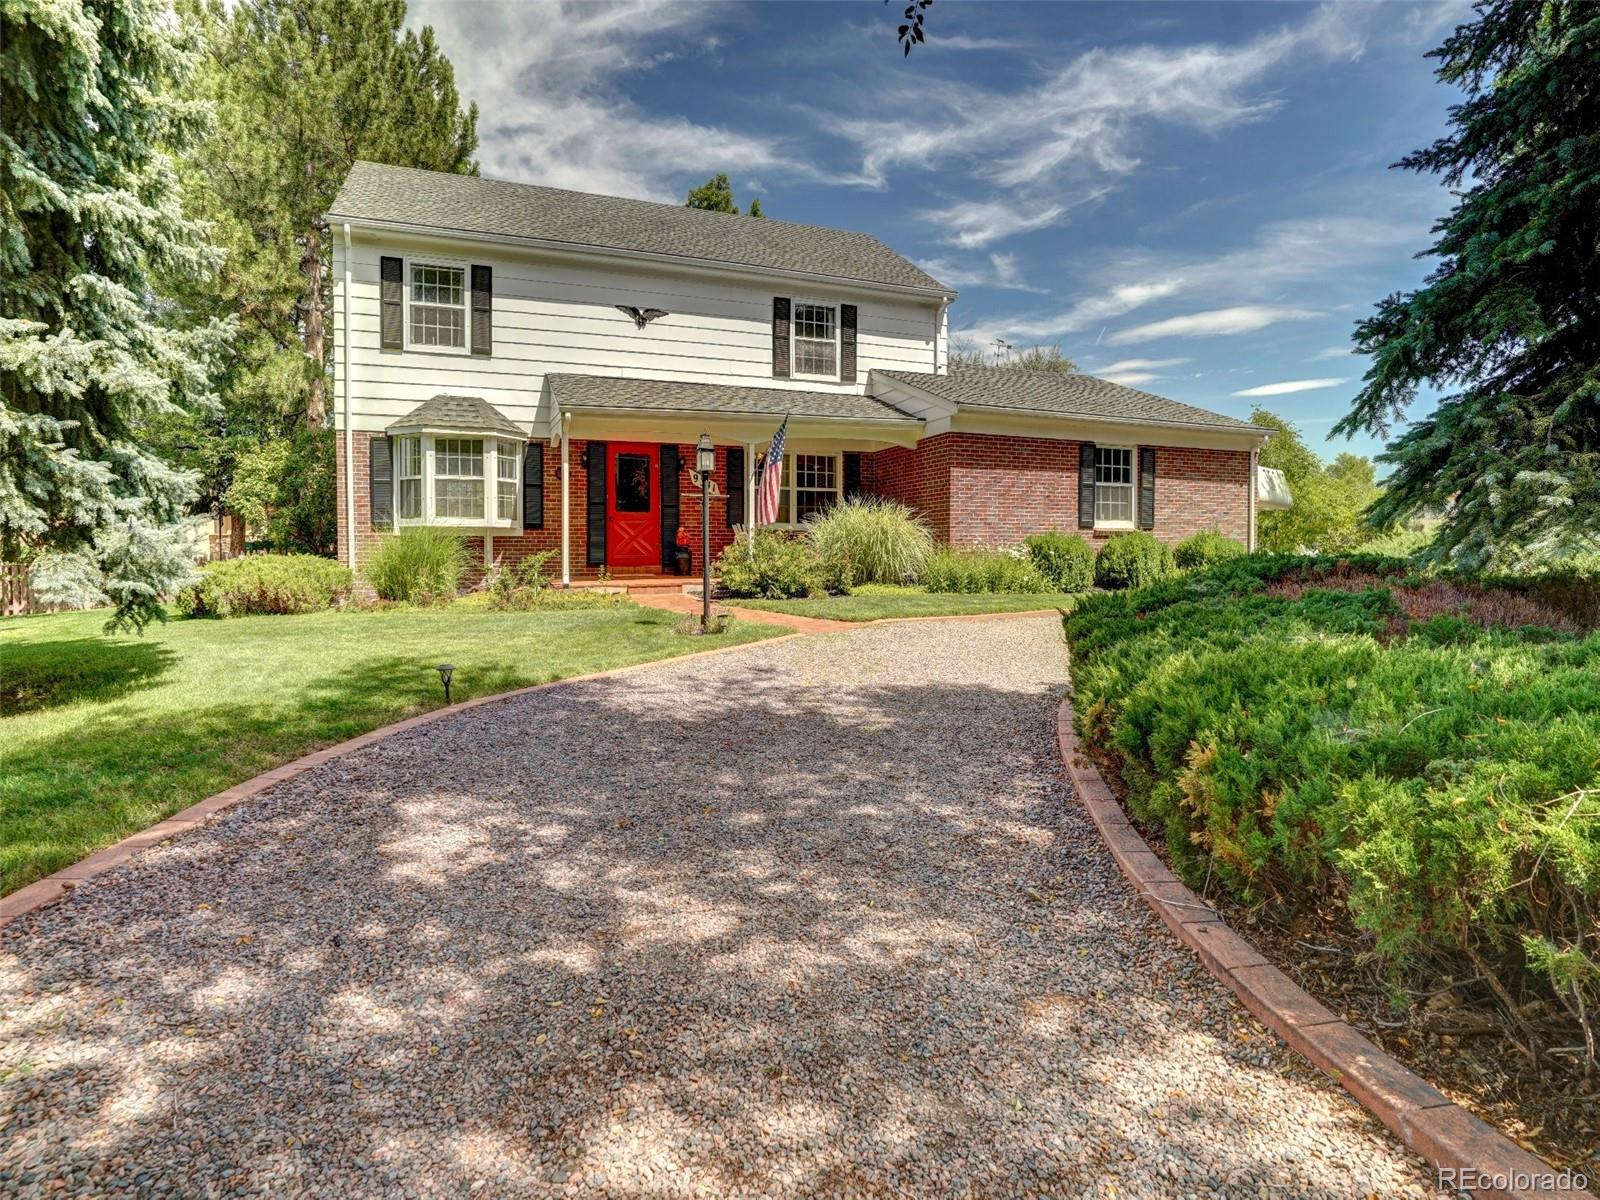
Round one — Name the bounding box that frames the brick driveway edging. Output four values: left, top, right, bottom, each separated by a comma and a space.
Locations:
1054, 695, 1593, 1200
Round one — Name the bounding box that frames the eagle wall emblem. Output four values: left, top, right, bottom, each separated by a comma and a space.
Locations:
615, 305, 669, 330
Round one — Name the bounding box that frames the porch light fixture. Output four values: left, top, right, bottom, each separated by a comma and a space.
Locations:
696, 434, 714, 631
436, 662, 455, 704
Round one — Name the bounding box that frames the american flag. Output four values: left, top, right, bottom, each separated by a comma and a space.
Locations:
756, 417, 788, 525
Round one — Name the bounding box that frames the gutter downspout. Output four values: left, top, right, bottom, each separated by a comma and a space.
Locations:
341, 223, 356, 571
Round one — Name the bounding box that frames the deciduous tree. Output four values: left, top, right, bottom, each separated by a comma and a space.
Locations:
685, 173, 766, 218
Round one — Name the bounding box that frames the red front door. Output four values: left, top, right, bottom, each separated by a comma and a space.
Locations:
606, 443, 661, 567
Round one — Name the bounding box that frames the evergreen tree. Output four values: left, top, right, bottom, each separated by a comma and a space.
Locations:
1337, 1, 1600, 566
181, 0, 479, 430
1, 0, 232, 631
685, 173, 766, 217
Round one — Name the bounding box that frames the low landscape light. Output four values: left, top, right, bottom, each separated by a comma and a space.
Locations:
436, 662, 455, 703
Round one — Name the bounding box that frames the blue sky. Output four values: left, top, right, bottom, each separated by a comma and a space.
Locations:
408, 0, 1469, 462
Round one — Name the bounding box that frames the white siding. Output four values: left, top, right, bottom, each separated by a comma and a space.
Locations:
334, 230, 942, 433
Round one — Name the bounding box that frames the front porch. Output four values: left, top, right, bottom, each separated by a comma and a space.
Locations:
540, 373, 924, 586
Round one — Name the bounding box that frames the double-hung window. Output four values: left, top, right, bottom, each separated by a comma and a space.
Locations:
791, 303, 839, 379
773, 452, 842, 525
396, 436, 423, 520
434, 438, 485, 520
1094, 446, 1136, 528
496, 439, 520, 523
409, 263, 467, 349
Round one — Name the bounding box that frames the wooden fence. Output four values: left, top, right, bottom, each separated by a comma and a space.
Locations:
2, 563, 73, 618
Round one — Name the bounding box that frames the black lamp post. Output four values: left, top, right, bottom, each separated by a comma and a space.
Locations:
436, 662, 455, 704
696, 433, 714, 631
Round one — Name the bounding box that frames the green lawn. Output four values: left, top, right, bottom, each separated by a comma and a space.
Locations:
1, 602, 779, 894
733, 584, 1080, 622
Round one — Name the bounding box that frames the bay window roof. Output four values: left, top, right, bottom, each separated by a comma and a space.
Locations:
387, 394, 526, 438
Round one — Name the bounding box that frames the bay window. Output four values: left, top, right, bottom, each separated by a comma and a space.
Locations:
1094, 446, 1136, 528
389, 433, 521, 529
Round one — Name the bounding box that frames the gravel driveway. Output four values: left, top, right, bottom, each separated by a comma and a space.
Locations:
2, 617, 1443, 1198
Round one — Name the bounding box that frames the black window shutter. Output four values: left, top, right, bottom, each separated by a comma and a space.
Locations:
843, 451, 863, 500
370, 435, 394, 529
725, 447, 745, 529
1139, 447, 1157, 530
380, 256, 403, 350
522, 442, 544, 530
585, 441, 607, 567
660, 444, 681, 569
772, 297, 791, 378
470, 264, 492, 355
840, 303, 858, 382
1077, 442, 1097, 530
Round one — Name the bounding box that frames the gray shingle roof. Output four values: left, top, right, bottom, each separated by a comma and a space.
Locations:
877, 365, 1267, 432
331, 161, 950, 295
387, 394, 526, 437
548, 375, 920, 423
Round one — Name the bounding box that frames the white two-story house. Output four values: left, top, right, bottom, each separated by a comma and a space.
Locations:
330, 161, 1276, 585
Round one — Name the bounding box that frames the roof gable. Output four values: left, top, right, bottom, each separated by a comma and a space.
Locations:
331, 161, 950, 295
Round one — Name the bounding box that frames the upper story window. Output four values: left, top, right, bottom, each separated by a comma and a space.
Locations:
792, 303, 838, 378
1094, 446, 1136, 528
409, 263, 467, 349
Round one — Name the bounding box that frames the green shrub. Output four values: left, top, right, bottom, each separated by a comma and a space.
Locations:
1024, 531, 1096, 591
804, 497, 933, 586
1093, 531, 1176, 589
1064, 552, 1600, 1042
715, 529, 828, 598
1173, 530, 1246, 570
365, 528, 468, 603
175, 554, 352, 617
491, 587, 630, 612
920, 547, 1048, 594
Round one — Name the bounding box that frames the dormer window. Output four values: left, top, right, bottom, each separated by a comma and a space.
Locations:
791, 302, 839, 378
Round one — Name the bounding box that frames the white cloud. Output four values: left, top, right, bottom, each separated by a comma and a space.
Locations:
959, 279, 1184, 349
1314, 344, 1359, 359
922, 199, 1069, 250
1109, 305, 1318, 345
831, 3, 1373, 241
1098, 372, 1161, 386
1097, 357, 1191, 373
960, 196, 1433, 350
1232, 377, 1349, 396
919, 252, 1044, 292
407, 0, 813, 200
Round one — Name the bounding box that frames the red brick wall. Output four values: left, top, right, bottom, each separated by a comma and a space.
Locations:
336, 434, 744, 584
864, 432, 1251, 548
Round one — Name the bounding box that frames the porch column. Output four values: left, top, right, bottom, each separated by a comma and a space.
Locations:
744, 440, 756, 547
560, 425, 571, 585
